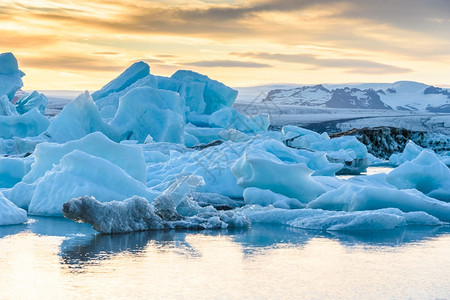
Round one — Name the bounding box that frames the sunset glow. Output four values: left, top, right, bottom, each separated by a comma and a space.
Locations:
1, 0, 450, 90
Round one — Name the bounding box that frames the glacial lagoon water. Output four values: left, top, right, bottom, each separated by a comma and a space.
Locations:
1, 216, 450, 300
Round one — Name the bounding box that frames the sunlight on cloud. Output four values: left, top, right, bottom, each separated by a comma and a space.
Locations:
1, 0, 449, 89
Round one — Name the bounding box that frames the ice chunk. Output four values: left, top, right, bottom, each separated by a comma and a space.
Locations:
63, 194, 250, 234
23, 132, 146, 184
92, 61, 149, 100
0, 95, 18, 116
243, 187, 305, 209
0, 52, 24, 100
184, 124, 223, 144
111, 87, 185, 143
307, 182, 450, 222
27, 150, 157, 216
63, 195, 165, 233
219, 129, 251, 143
386, 150, 450, 201
158, 76, 207, 114
15, 90, 48, 115
179, 80, 207, 114
146, 141, 245, 198
0, 157, 30, 188
310, 136, 368, 158
389, 140, 424, 166
0, 192, 27, 226
209, 107, 269, 133
311, 136, 369, 174
43, 91, 115, 143
241, 206, 442, 231
95, 74, 159, 117
171, 70, 238, 114
283, 125, 329, 146
231, 141, 327, 203
196, 192, 244, 210
289, 210, 405, 231
0, 108, 50, 139
184, 131, 200, 147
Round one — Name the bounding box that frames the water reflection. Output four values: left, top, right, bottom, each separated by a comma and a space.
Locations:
0, 223, 28, 239
328, 225, 450, 247
2, 216, 450, 267
2, 217, 449, 299
54, 222, 450, 269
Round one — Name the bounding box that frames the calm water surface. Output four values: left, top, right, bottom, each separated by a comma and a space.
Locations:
0, 217, 449, 300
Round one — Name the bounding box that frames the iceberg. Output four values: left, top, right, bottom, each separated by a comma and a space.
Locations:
0, 157, 30, 188
0, 52, 24, 101
43, 91, 114, 143
307, 182, 450, 222
95, 74, 159, 118
386, 150, 450, 201
22, 132, 146, 184
25, 150, 157, 216
171, 70, 238, 114
231, 141, 327, 202
110, 87, 185, 143
389, 140, 424, 166
63, 194, 250, 234
0, 95, 18, 116
0, 192, 27, 226
209, 107, 269, 133
283, 125, 329, 147
243, 187, 305, 209
92, 61, 149, 100
241, 206, 442, 231
15, 91, 48, 115
146, 141, 245, 198
184, 124, 223, 144
0, 108, 50, 139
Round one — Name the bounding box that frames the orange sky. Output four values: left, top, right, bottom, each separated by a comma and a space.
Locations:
1, 0, 450, 90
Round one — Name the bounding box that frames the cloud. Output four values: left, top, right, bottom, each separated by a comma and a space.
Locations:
92, 51, 121, 55
231, 52, 412, 73
0, 31, 59, 48
21, 54, 126, 72
184, 60, 272, 68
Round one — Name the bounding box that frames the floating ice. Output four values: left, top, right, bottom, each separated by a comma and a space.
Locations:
171, 70, 238, 114
0, 157, 30, 188
0, 109, 50, 139
283, 125, 329, 147
231, 140, 327, 203
243, 187, 305, 209
209, 107, 269, 133
110, 87, 185, 143
63, 194, 250, 234
95, 74, 159, 118
307, 182, 450, 222
184, 124, 223, 144
92, 61, 150, 101
389, 140, 423, 166
0, 192, 27, 226
23, 132, 146, 184
0, 95, 18, 116
0, 52, 24, 101
241, 206, 442, 231
15, 91, 48, 115
310, 135, 368, 159
146, 141, 245, 198
24, 150, 157, 216
386, 150, 450, 201
43, 91, 114, 143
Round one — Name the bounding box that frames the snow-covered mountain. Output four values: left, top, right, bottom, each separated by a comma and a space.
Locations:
263, 81, 450, 111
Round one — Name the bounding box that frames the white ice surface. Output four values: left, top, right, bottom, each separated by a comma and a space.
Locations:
0, 192, 27, 226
